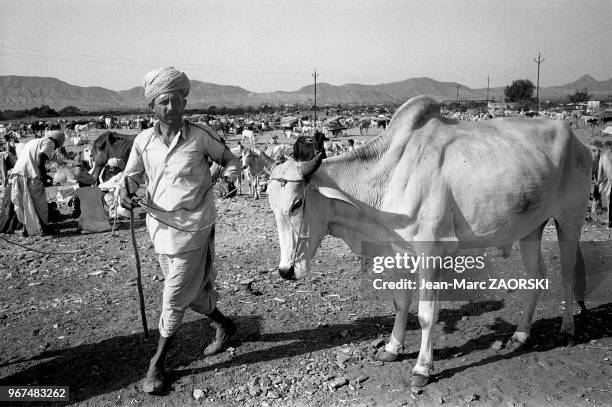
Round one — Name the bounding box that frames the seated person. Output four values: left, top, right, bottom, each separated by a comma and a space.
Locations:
98, 158, 130, 219
70, 172, 111, 233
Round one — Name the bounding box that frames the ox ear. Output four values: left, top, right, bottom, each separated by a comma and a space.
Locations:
314, 186, 359, 208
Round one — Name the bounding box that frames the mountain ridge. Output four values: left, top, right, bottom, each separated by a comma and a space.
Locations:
1, 74, 610, 111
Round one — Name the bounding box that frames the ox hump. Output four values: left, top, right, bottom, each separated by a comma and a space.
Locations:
390, 95, 441, 131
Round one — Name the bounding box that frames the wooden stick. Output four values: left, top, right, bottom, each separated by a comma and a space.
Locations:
125, 177, 149, 339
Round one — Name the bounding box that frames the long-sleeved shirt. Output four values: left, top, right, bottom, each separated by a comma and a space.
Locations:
123, 122, 240, 254
11, 138, 54, 179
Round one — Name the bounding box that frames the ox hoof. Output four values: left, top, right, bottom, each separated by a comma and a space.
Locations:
559, 333, 576, 347
376, 348, 399, 362
506, 338, 528, 352
411, 373, 430, 387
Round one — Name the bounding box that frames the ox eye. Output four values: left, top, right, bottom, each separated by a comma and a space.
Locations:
290, 199, 303, 213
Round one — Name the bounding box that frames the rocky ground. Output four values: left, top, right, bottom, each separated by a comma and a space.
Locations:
1, 125, 611, 407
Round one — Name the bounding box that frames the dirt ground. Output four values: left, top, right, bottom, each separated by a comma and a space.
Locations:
1, 125, 612, 407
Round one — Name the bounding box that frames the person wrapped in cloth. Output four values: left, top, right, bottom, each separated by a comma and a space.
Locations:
8, 131, 65, 236
119, 67, 240, 395
98, 157, 130, 219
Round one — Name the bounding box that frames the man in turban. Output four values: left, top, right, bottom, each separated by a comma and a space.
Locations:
9, 130, 65, 236
120, 67, 241, 395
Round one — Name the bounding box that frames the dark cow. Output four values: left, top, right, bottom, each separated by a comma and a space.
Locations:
293, 131, 328, 161
90, 131, 136, 183
30, 121, 46, 137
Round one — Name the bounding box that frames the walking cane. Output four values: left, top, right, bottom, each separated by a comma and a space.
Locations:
124, 177, 149, 339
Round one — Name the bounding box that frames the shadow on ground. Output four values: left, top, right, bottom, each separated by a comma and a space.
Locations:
1, 301, 611, 405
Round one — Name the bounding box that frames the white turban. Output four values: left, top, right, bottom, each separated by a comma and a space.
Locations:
143, 67, 190, 103
46, 130, 65, 146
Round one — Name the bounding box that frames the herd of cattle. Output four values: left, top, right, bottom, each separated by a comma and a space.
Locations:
2, 104, 608, 144
0, 112, 382, 141
2, 106, 611, 207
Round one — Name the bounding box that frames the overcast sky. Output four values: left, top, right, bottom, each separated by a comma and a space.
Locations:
1, 0, 610, 92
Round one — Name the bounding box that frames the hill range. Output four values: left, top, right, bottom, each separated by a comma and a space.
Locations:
0, 74, 611, 111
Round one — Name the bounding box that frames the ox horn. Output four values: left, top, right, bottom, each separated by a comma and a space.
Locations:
299, 152, 324, 179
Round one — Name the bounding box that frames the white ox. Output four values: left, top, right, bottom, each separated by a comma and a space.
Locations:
241, 129, 256, 144
267, 96, 591, 387
74, 123, 90, 138
595, 149, 612, 227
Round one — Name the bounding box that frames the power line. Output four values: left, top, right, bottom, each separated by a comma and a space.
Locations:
312, 69, 319, 122
534, 52, 545, 111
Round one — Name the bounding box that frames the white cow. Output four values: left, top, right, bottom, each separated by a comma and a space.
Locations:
74, 123, 90, 138
241, 129, 255, 144
267, 96, 591, 388
265, 144, 293, 162
595, 149, 612, 227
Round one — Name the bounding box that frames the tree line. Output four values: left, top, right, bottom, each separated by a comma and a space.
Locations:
504, 79, 601, 110
0, 105, 152, 121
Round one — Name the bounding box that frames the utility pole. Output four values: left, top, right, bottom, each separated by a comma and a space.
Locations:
312, 69, 319, 124
534, 52, 545, 111
456, 84, 460, 102
486, 76, 490, 102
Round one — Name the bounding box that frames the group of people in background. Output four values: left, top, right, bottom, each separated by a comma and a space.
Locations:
0, 130, 129, 235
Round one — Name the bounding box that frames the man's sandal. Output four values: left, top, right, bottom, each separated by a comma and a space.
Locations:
142, 367, 167, 395
204, 319, 237, 356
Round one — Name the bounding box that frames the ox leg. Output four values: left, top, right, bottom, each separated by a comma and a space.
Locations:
608, 188, 612, 228
412, 244, 442, 387
412, 282, 440, 386
555, 219, 582, 345
377, 288, 412, 362
590, 184, 600, 217
574, 246, 588, 320
508, 224, 546, 351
